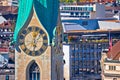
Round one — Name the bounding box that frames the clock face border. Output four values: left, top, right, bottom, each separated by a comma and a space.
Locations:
18, 26, 48, 56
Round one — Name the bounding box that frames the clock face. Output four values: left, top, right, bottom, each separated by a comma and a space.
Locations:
18, 26, 48, 56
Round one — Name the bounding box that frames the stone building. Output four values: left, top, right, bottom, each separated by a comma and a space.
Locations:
101, 40, 120, 80
14, 0, 63, 80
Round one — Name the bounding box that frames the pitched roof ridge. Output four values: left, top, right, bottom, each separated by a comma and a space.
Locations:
107, 40, 120, 60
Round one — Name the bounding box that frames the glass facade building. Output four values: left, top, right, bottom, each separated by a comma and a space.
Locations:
70, 42, 105, 80
63, 31, 120, 80
60, 5, 94, 18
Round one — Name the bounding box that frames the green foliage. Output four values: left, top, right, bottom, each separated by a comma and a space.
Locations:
60, 0, 76, 3
60, 0, 66, 2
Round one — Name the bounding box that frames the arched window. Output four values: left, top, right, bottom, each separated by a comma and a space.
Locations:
29, 62, 40, 80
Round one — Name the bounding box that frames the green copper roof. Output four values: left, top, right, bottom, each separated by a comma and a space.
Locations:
14, 0, 33, 42
14, 0, 59, 43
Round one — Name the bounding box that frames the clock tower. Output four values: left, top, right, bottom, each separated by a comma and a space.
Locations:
14, 0, 63, 80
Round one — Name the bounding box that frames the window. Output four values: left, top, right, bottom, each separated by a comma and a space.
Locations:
4, 29, 7, 32
113, 66, 116, 70
71, 12, 74, 16
0, 29, 3, 32
6, 75, 9, 80
63, 60, 66, 64
9, 29, 12, 32
75, 12, 79, 16
81, 12, 84, 16
29, 62, 40, 80
113, 78, 117, 80
78, 7, 82, 11
109, 66, 116, 70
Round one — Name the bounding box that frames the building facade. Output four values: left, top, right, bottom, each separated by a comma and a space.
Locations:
62, 19, 120, 80
101, 41, 120, 80
8, 0, 19, 6
0, 13, 15, 80
63, 36, 118, 80
0, 0, 18, 6
77, 0, 116, 3
101, 58, 120, 80
60, 3, 105, 19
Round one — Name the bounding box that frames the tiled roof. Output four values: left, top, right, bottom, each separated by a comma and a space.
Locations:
0, 20, 12, 28
0, 48, 9, 52
106, 6, 120, 11
107, 40, 120, 60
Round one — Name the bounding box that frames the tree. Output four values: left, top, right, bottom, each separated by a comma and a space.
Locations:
60, 0, 75, 3
76, 0, 80, 3
60, 0, 66, 3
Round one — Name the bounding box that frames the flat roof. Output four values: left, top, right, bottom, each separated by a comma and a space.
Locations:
62, 22, 86, 33
62, 19, 120, 33
98, 21, 120, 30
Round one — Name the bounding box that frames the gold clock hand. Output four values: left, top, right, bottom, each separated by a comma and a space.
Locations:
36, 34, 41, 40
36, 33, 45, 42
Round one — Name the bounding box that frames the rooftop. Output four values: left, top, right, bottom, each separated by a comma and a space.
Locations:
0, 20, 12, 28
62, 19, 120, 33
0, 48, 9, 53
62, 22, 86, 33
0, 16, 7, 24
98, 21, 120, 30
107, 40, 120, 60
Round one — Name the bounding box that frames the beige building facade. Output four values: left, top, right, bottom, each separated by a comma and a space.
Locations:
101, 53, 120, 80
101, 41, 120, 80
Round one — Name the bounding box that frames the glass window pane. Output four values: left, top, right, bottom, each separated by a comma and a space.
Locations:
37, 73, 40, 80
29, 62, 40, 80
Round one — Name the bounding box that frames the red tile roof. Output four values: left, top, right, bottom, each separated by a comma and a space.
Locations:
107, 40, 120, 60
106, 6, 120, 11
0, 48, 9, 52
0, 21, 12, 28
